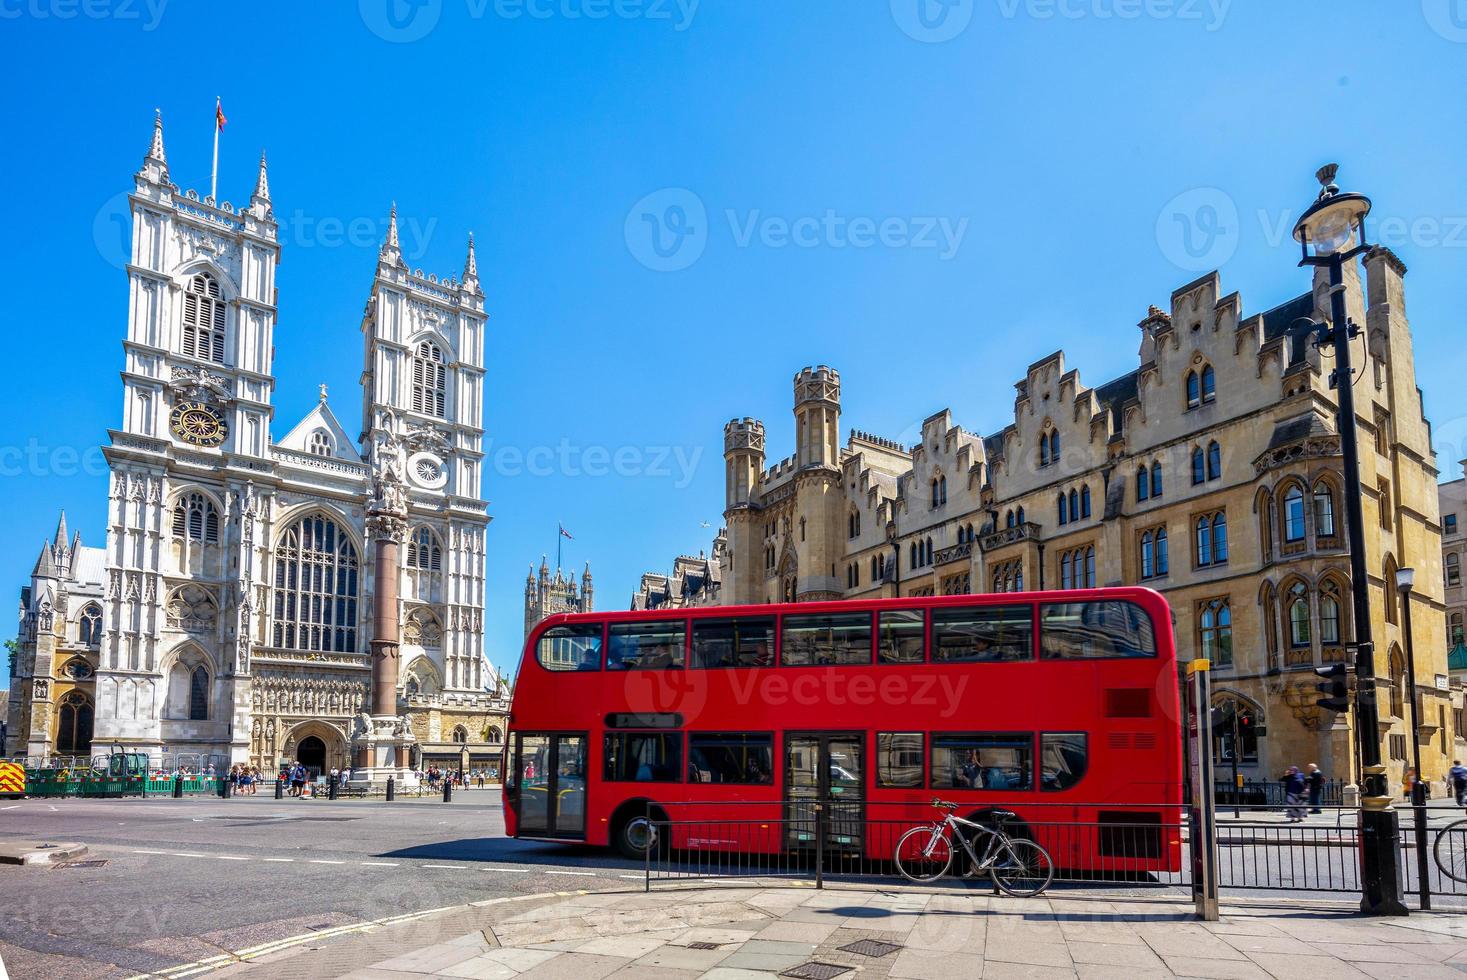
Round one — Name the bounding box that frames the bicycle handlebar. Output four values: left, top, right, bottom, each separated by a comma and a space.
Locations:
930, 797, 958, 810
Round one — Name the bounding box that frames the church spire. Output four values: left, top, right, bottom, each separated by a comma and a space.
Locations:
380, 202, 403, 267
140, 109, 169, 184
253, 150, 271, 203
53, 511, 69, 552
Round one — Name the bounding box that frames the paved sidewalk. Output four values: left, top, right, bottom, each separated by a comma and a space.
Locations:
189, 883, 1467, 980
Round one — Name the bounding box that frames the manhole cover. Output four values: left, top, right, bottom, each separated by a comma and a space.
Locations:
52, 860, 108, 870
686, 942, 721, 950
780, 964, 851, 980
838, 939, 903, 958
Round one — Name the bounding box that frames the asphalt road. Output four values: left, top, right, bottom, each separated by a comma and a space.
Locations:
0, 790, 645, 979
4, 793, 1465, 978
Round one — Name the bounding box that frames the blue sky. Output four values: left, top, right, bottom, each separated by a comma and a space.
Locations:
2, 1, 1466, 680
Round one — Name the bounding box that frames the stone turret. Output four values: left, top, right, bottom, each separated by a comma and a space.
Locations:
723, 417, 766, 509
794, 365, 840, 469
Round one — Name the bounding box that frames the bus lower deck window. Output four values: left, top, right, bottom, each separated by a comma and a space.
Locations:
877, 732, 924, 787
931, 733, 1033, 791
1040, 732, 1088, 791
604, 732, 682, 782
687, 733, 773, 784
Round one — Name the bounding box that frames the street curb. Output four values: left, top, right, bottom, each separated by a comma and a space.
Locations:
0, 841, 87, 865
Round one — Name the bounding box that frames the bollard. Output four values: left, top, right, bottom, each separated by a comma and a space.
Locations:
386, 775, 395, 802
173, 774, 183, 799
274, 776, 284, 800
444, 779, 452, 803
221, 777, 231, 799
328, 774, 338, 801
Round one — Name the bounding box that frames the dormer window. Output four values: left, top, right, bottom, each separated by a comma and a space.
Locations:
307, 429, 333, 458
181, 273, 227, 364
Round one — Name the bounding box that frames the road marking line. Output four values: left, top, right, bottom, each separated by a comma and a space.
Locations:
308, 859, 345, 864
485, 867, 530, 873
214, 855, 247, 861
546, 870, 598, 876
1, 804, 19, 810
421, 863, 466, 869
173, 852, 206, 857
360, 862, 398, 867
133, 849, 168, 854
263, 858, 294, 863
618, 874, 644, 880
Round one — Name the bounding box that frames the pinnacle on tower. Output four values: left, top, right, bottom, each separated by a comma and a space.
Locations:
32, 542, 56, 578
53, 511, 69, 552
147, 109, 167, 165
253, 150, 271, 203
380, 202, 403, 266
464, 232, 478, 281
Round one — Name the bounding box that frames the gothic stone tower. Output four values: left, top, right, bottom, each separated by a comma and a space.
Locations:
523, 557, 593, 640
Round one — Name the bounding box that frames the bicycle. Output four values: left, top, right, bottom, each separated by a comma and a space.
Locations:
1432, 816, 1467, 883
893, 798, 1054, 897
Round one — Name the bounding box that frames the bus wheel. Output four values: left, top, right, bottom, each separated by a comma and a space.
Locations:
612, 804, 665, 861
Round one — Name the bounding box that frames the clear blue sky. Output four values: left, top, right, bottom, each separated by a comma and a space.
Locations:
2, 2, 1465, 680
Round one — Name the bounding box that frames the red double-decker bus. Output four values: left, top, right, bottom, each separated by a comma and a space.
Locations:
503, 588, 1182, 872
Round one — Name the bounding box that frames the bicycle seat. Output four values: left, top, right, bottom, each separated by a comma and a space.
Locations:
987, 809, 1018, 823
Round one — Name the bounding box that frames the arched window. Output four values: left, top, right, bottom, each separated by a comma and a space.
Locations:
1058, 493, 1068, 525
181, 272, 226, 363
1186, 370, 1201, 409
56, 692, 93, 755
1389, 649, 1406, 718
1156, 527, 1169, 576
1084, 546, 1096, 588
1313, 483, 1336, 538
1141, 531, 1155, 579
1319, 579, 1343, 645
79, 603, 102, 646
1080, 485, 1092, 519
1137, 466, 1150, 502
1061, 552, 1074, 590
1212, 512, 1229, 564
925, 537, 933, 565
307, 429, 333, 458
1016, 507, 1025, 525
406, 526, 443, 572
1005, 510, 1015, 529
1384, 556, 1401, 625
1069, 489, 1079, 521
1040, 433, 1051, 467
486, 726, 503, 743
1207, 441, 1222, 481
1199, 598, 1232, 667
1150, 462, 1163, 498
451, 725, 468, 744
1288, 582, 1311, 647
171, 492, 220, 543
188, 665, 209, 720
1201, 365, 1216, 403
272, 514, 360, 653
411, 341, 448, 418
1049, 430, 1060, 464
1196, 516, 1212, 566
1192, 447, 1206, 485
1283, 486, 1307, 542
909, 542, 918, 567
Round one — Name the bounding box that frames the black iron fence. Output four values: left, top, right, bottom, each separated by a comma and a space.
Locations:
639, 799, 1467, 911
1213, 778, 1346, 808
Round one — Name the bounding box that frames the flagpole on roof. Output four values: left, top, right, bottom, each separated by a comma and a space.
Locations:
210, 96, 223, 201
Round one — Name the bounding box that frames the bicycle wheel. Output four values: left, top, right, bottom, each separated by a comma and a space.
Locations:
1434, 819, 1467, 883
894, 825, 954, 883
990, 838, 1054, 898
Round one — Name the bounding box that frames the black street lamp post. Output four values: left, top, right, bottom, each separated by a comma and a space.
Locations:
1292, 164, 1407, 916
1396, 567, 1430, 909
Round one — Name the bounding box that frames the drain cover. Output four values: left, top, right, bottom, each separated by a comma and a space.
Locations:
780, 964, 851, 980
686, 942, 721, 950
838, 939, 903, 958
52, 860, 108, 870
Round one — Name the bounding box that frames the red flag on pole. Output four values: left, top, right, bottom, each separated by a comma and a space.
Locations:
216, 98, 227, 130
559, 524, 574, 540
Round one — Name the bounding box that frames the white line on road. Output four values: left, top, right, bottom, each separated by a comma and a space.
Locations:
360, 862, 399, 867
308, 859, 345, 864
133, 849, 167, 854
213, 855, 247, 861
173, 852, 205, 857
546, 870, 598, 876
263, 858, 294, 863
618, 874, 644, 880
421, 863, 467, 869
1, 804, 19, 810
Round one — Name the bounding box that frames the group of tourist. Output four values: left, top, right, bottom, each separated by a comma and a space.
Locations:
1279, 763, 1328, 821
227, 764, 263, 794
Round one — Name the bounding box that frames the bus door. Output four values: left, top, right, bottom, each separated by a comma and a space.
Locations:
513, 733, 587, 838
784, 732, 864, 853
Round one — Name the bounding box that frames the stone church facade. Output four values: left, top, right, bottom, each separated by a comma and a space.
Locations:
722, 246, 1450, 786
7, 114, 507, 774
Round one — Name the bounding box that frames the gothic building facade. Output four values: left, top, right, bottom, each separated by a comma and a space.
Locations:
523, 558, 593, 640
630, 530, 727, 610
722, 248, 1450, 785
7, 114, 507, 774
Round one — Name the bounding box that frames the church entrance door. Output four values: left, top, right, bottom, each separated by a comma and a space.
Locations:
298, 736, 326, 778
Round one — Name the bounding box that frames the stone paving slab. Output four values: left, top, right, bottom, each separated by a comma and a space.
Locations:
173, 882, 1467, 979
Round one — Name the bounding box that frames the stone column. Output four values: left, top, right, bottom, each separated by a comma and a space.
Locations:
368, 507, 405, 716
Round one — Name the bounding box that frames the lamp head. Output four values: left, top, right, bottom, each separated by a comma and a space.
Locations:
1396, 566, 1416, 593
1293, 163, 1371, 258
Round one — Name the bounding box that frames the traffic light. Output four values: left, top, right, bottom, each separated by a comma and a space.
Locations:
1314, 663, 1350, 713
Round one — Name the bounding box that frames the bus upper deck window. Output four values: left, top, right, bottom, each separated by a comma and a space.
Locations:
1040, 601, 1156, 659
536, 624, 603, 671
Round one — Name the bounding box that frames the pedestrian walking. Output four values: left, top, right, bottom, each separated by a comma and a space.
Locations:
1305, 763, 1325, 814
1451, 760, 1467, 806
1281, 766, 1307, 822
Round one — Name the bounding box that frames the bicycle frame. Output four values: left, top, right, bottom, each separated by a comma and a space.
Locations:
924, 812, 1007, 871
